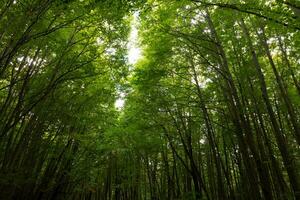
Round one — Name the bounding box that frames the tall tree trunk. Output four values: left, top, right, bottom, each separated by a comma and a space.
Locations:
240, 19, 300, 199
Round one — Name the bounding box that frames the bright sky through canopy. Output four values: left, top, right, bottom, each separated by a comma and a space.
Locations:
115, 97, 125, 109
127, 12, 141, 65
115, 12, 141, 110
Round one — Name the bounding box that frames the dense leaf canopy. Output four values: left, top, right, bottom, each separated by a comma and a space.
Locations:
0, 0, 299, 199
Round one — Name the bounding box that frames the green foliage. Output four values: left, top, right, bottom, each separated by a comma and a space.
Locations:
0, 0, 299, 199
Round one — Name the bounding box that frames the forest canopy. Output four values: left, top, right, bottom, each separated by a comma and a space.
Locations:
0, 0, 299, 199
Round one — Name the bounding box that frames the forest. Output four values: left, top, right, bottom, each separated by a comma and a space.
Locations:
0, 0, 299, 199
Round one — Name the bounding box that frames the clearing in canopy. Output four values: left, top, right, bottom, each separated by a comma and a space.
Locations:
0, 0, 300, 199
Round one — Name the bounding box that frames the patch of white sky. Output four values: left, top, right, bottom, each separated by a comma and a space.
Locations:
115, 12, 141, 110
115, 92, 126, 110
127, 12, 142, 65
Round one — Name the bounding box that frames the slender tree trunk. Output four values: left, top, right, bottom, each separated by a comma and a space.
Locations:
240, 19, 300, 199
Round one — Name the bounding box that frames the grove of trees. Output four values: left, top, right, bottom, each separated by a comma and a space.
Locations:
0, 0, 299, 199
